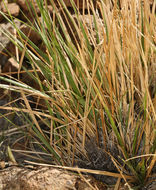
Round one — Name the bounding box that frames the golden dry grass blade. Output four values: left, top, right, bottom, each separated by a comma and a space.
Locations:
114, 177, 121, 190
0, 106, 65, 124
24, 160, 133, 180
21, 91, 45, 137
78, 170, 98, 190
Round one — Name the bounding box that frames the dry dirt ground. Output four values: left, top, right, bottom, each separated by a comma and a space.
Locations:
0, 164, 109, 190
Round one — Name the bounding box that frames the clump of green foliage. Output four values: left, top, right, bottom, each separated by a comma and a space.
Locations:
0, 0, 155, 189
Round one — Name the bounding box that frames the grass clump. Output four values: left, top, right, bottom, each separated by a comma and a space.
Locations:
0, 0, 155, 189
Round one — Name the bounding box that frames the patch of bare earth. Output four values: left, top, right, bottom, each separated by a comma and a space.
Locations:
0, 165, 107, 190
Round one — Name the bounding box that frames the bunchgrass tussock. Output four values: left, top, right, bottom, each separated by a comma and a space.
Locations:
0, 0, 155, 189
